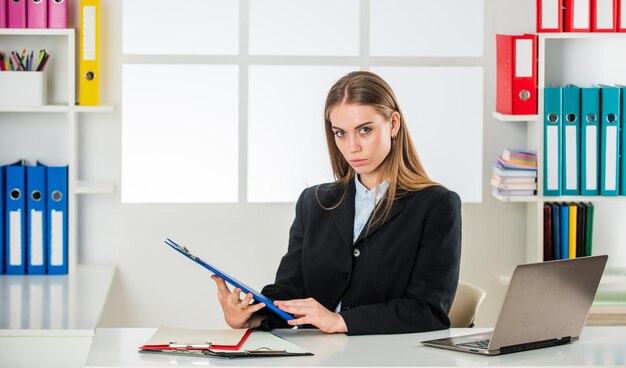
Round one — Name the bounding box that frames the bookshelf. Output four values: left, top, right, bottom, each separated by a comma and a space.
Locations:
493, 34, 626, 320
0, 28, 114, 273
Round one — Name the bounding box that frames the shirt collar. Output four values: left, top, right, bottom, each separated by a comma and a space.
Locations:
354, 174, 389, 201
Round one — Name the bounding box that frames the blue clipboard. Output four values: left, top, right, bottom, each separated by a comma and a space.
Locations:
164, 238, 296, 323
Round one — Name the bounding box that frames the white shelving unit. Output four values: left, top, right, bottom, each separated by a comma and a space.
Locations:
0, 28, 114, 274
493, 34, 626, 298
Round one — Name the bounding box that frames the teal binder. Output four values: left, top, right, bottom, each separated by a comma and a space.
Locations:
544, 87, 563, 196
562, 85, 580, 195
580, 87, 600, 196
618, 85, 626, 195
599, 85, 620, 196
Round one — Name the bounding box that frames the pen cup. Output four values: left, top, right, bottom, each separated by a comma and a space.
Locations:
0, 71, 47, 107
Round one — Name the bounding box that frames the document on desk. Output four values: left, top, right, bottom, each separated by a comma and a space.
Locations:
141, 326, 250, 350
139, 328, 312, 358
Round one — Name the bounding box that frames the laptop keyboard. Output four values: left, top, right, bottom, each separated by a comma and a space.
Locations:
457, 339, 490, 349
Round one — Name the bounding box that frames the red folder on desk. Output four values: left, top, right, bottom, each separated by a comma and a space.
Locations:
140, 328, 252, 351
496, 34, 538, 115
565, 0, 591, 31
592, 0, 617, 31
537, 0, 563, 32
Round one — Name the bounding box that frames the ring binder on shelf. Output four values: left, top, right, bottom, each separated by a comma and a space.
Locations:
79, 0, 100, 106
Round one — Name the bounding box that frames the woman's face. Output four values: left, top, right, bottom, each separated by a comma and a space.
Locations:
329, 103, 399, 189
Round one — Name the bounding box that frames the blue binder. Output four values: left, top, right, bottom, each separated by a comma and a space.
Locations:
0, 165, 4, 274
560, 203, 569, 260
544, 87, 563, 196
580, 87, 600, 196
27, 164, 47, 275
599, 85, 620, 196
47, 166, 68, 275
562, 85, 580, 195
550, 203, 561, 260
6, 162, 27, 275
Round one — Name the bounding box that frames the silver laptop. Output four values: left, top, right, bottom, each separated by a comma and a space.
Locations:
421, 255, 608, 355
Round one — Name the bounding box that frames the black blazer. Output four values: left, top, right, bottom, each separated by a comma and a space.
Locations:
258, 181, 462, 335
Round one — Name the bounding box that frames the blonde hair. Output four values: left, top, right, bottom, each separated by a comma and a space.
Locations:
320, 71, 440, 226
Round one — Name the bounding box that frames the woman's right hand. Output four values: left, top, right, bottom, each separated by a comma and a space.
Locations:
211, 275, 266, 329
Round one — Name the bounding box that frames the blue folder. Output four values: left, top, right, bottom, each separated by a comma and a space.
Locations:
164, 238, 297, 323
550, 203, 560, 260
580, 87, 600, 196
562, 85, 580, 195
0, 165, 4, 274
560, 203, 569, 260
544, 87, 563, 196
47, 165, 68, 275
599, 85, 620, 196
27, 164, 47, 275
6, 162, 27, 275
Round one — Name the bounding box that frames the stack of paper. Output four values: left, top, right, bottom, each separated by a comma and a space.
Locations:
492, 149, 538, 197
138, 326, 312, 358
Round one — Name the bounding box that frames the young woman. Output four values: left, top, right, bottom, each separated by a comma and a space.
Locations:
212, 71, 461, 335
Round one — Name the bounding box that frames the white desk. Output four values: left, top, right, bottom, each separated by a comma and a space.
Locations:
0, 265, 116, 368
85, 327, 626, 368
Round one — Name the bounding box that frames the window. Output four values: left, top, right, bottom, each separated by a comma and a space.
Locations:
122, 0, 485, 203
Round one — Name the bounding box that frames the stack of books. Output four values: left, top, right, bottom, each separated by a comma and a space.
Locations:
492, 148, 538, 197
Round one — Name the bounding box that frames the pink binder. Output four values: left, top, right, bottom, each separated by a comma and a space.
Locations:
0, 0, 7, 28
27, 0, 47, 28
48, 0, 67, 28
8, 0, 26, 28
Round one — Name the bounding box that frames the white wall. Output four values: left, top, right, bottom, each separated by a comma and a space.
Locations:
2, 0, 546, 328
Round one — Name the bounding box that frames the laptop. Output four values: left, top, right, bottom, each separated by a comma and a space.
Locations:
421, 255, 608, 355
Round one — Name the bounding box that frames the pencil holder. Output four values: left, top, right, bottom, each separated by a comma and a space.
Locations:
0, 71, 47, 107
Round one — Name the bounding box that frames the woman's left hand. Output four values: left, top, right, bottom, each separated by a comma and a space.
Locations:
274, 298, 348, 333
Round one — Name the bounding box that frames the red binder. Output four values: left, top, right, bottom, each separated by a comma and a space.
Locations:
592, 0, 617, 31
619, 0, 626, 31
564, 0, 591, 31
537, 0, 563, 32
496, 34, 538, 115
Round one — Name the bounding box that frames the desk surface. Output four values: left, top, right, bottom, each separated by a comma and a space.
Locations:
0, 264, 115, 337
85, 327, 626, 368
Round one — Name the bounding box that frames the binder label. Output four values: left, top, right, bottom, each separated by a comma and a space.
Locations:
9, 210, 22, 266
565, 125, 578, 190
542, 0, 559, 29
597, 0, 614, 29
605, 126, 618, 190
51, 209, 64, 266
586, 126, 597, 190
83, 6, 97, 60
30, 209, 44, 266
515, 39, 533, 78
573, 0, 590, 29
547, 125, 559, 190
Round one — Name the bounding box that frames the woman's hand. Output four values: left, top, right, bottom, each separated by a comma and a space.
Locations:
274, 298, 348, 333
211, 275, 266, 329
